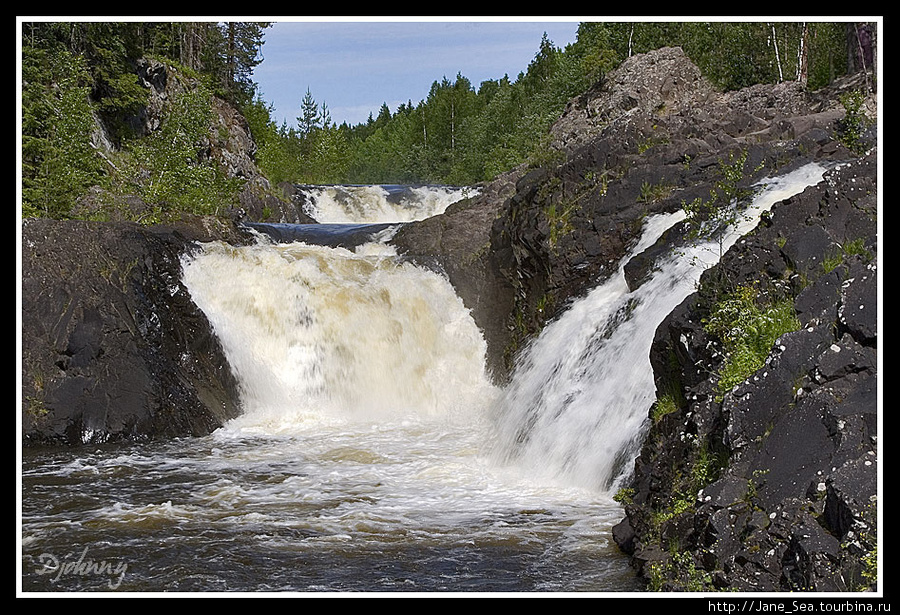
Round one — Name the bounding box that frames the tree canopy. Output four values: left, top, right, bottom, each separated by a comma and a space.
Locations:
20, 20, 875, 221
249, 21, 873, 188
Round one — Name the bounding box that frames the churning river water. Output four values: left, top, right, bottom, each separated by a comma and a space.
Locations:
19, 171, 826, 594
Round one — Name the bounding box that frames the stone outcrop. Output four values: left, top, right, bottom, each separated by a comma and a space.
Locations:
21, 216, 250, 446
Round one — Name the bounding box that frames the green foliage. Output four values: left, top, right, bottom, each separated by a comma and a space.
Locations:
569, 23, 619, 87
646, 550, 715, 592
650, 393, 680, 423
21, 47, 109, 219
681, 150, 762, 288
643, 430, 727, 564
600, 22, 855, 92
705, 286, 801, 398
861, 542, 878, 589
116, 83, 243, 220
297, 87, 323, 138
613, 487, 635, 505
639, 181, 676, 204
544, 200, 575, 248
841, 237, 872, 260
859, 500, 878, 590
21, 21, 269, 222
691, 443, 725, 493
248, 29, 605, 186
213, 22, 271, 105
652, 493, 695, 529
835, 90, 872, 154
820, 237, 871, 276
684, 150, 754, 236
302, 125, 352, 183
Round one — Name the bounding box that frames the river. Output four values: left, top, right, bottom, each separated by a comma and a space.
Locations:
19, 170, 826, 594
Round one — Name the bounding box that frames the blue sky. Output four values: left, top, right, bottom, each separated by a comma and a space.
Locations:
252, 19, 582, 128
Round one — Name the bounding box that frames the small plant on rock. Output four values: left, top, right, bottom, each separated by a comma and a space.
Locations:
704, 285, 800, 399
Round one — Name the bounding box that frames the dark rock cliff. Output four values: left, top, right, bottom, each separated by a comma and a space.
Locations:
395, 48, 873, 385
612, 151, 877, 592
392, 47, 878, 591
21, 58, 297, 446
21, 216, 251, 445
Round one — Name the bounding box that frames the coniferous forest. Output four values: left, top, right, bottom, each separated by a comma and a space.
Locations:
20, 21, 875, 222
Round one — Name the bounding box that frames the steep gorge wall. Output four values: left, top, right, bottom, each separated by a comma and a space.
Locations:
394, 47, 878, 591
616, 153, 878, 591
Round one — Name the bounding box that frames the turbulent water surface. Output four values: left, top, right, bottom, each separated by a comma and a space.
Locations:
20, 170, 825, 593
298, 184, 476, 224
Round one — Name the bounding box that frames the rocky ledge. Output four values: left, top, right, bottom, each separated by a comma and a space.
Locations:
21, 215, 251, 445
612, 152, 878, 592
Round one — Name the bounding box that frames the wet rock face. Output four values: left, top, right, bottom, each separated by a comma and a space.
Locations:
21, 217, 245, 446
615, 153, 878, 592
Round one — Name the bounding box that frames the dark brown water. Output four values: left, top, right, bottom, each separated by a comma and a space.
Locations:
21, 431, 640, 593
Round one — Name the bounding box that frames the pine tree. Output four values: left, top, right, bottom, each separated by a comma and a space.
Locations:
297, 87, 321, 138
218, 22, 270, 104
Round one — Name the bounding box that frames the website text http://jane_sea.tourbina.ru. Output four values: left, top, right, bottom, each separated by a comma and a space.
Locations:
709, 601, 890, 614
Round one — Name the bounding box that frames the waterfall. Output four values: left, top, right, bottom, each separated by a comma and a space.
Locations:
181, 239, 498, 435
488, 162, 828, 494
23, 169, 837, 592
183, 165, 825, 492
299, 184, 476, 223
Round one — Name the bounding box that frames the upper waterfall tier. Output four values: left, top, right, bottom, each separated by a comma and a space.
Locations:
294, 184, 477, 224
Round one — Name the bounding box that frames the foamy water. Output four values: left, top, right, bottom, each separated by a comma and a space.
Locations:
299, 185, 476, 223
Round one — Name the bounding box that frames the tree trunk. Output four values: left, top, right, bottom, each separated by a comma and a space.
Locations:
770, 24, 784, 82
796, 22, 808, 84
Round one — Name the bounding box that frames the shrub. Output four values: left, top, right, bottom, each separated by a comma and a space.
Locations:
117, 83, 243, 220
835, 90, 871, 154
705, 286, 800, 399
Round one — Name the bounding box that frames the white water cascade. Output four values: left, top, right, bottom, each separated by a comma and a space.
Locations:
489, 162, 828, 493
299, 184, 476, 223
185, 164, 826, 495
181, 240, 497, 433
176, 231, 638, 592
